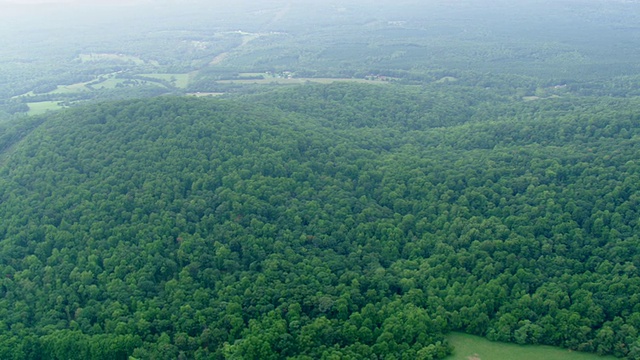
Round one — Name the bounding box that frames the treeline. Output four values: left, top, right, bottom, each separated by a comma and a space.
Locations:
0, 85, 638, 358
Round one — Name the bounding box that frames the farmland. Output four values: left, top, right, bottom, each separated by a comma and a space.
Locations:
446, 333, 617, 360
26, 101, 65, 115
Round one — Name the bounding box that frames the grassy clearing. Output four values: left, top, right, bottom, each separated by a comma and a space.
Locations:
88, 78, 129, 90
49, 82, 92, 94
523, 94, 562, 102
186, 92, 224, 97
139, 73, 191, 88
436, 76, 459, 83
446, 333, 615, 360
78, 53, 145, 65
238, 72, 267, 78
27, 101, 64, 115
14, 84, 89, 98
215, 78, 389, 85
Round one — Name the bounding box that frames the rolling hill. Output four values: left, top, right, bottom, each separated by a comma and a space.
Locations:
0, 84, 639, 359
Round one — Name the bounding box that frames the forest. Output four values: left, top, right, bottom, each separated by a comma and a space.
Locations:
1, 0, 640, 359
0, 82, 638, 359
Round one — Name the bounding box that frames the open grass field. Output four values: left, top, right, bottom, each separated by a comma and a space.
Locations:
49, 82, 92, 94
89, 78, 130, 90
186, 92, 224, 97
522, 94, 561, 102
446, 333, 616, 360
78, 53, 146, 65
14, 83, 90, 98
27, 101, 64, 115
238, 72, 268, 78
215, 77, 390, 85
139, 73, 191, 88
435, 76, 459, 83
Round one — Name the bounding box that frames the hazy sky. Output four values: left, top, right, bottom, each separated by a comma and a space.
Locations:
0, 0, 141, 3
0, 0, 288, 32
0, 0, 154, 6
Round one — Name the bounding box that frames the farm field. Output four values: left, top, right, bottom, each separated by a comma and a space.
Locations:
48, 82, 92, 94
139, 73, 191, 88
215, 77, 391, 85
186, 92, 224, 97
78, 53, 147, 65
88, 77, 131, 90
17, 82, 92, 97
26, 101, 64, 115
14, 73, 170, 103
446, 333, 616, 360
14, 73, 126, 98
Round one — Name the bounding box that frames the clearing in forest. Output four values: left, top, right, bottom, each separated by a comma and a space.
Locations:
446, 333, 615, 360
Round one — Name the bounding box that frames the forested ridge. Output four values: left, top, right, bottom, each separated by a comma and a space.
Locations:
0, 83, 639, 359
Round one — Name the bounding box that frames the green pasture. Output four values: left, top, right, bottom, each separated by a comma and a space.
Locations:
436, 76, 459, 83
49, 82, 92, 94
186, 92, 224, 97
78, 53, 145, 65
27, 101, 64, 115
14, 84, 88, 98
238, 72, 267, 78
523, 94, 562, 102
446, 333, 616, 360
139, 73, 190, 88
89, 78, 129, 90
215, 77, 389, 85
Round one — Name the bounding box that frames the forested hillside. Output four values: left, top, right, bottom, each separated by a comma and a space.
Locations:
0, 84, 638, 359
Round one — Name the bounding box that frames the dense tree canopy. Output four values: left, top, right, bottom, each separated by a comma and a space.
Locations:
0, 84, 639, 359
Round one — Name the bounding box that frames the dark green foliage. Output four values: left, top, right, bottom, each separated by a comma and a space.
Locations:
0, 116, 45, 154
0, 84, 639, 358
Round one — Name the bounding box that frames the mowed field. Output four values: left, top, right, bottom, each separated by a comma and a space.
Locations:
446, 333, 616, 360
78, 53, 146, 65
215, 77, 390, 85
139, 73, 191, 88
26, 101, 64, 115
